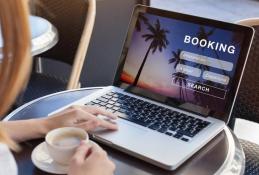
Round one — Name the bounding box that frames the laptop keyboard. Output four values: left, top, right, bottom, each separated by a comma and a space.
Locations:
86, 91, 211, 142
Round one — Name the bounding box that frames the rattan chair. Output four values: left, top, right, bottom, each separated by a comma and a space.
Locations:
231, 18, 259, 175
17, 0, 96, 105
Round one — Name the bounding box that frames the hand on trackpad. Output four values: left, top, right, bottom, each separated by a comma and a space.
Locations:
92, 114, 118, 133
97, 114, 117, 124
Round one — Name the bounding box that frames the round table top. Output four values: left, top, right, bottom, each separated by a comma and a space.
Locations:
4, 87, 245, 175
0, 15, 58, 58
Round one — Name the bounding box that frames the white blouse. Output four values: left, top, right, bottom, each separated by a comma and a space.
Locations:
0, 143, 17, 175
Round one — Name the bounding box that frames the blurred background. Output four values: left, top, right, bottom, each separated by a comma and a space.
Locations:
40, 0, 259, 87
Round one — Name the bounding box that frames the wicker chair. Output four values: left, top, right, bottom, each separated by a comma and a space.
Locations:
17, 0, 96, 105
231, 18, 259, 175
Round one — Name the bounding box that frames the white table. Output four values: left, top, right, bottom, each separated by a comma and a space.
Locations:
0, 15, 58, 58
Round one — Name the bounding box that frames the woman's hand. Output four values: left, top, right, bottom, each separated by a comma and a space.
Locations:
1, 105, 118, 143
68, 141, 115, 175
44, 105, 118, 132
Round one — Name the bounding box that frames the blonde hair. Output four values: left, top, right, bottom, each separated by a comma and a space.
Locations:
0, 0, 32, 150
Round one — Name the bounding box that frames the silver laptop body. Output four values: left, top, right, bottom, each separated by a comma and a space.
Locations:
50, 6, 254, 170
53, 86, 224, 170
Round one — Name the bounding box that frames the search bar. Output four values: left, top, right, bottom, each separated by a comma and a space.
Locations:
180, 51, 233, 71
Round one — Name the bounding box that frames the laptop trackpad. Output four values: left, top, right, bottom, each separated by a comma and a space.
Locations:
93, 119, 148, 145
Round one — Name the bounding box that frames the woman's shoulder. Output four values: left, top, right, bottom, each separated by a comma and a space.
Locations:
0, 143, 18, 175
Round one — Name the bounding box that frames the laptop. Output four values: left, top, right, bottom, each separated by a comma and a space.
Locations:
50, 6, 254, 170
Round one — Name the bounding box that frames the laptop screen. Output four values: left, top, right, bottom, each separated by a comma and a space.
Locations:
114, 6, 254, 121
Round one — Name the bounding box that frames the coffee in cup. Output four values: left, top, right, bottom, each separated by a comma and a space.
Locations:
45, 127, 89, 165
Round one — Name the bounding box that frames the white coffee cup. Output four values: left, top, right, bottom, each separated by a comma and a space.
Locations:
45, 127, 89, 165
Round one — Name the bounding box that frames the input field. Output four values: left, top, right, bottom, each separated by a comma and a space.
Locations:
176, 64, 201, 77
203, 71, 230, 85
180, 51, 233, 71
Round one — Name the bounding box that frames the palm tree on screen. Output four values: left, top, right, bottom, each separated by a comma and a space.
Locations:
196, 26, 228, 76
197, 26, 215, 50
169, 49, 188, 101
173, 72, 188, 101
193, 26, 215, 103
194, 26, 226, 104
133, 19, 169, 86
136, 13, 149, 32
169, 49, 182, 68
195, 26, 215, 71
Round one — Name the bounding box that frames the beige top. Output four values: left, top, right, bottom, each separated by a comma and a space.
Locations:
0, 143, 17, 175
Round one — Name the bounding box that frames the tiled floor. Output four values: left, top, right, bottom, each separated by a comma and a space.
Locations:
151, 0, 259, 144
151, 0, 259, 22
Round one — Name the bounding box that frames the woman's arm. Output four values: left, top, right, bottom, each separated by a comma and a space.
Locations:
1, 106, 118, 143
0, 118, 49, 142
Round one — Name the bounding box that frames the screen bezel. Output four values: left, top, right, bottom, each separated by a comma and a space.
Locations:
112, 5, 254, 123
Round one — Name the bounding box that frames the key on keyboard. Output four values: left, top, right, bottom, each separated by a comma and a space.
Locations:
85, 91, 211, 142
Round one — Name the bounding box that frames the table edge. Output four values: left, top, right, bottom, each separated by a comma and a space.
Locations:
4, 87, 103, 121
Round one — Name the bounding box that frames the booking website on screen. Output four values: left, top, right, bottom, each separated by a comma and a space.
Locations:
120, 12, 245, 114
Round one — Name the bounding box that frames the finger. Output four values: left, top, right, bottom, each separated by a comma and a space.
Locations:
73, 108, 98, 123
72, 142, 92, 163
96, 118, 118, 130
84, 106, 118, 119
76, 120, 99, 131
89, 142, 105, 156
77, 117, 118, 131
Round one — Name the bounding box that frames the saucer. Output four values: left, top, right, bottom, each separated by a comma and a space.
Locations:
32, 141, 98, 174
31, 142, 68, 174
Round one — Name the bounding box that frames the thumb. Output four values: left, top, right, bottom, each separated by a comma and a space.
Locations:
71, 141, 92, 163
